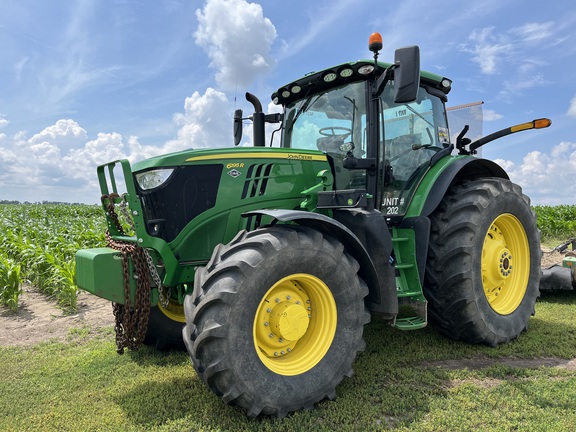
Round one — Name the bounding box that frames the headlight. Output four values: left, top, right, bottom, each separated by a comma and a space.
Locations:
135, 168, 175, 190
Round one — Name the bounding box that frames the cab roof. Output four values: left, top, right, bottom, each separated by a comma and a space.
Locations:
271, 59, 451, 106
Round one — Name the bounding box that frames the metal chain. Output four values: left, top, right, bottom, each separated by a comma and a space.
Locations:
117, 193, 169, 308
143, 248, 170, 308
102, 194, 155, 354
109, 194, 168, 305
104, 193, 124, 234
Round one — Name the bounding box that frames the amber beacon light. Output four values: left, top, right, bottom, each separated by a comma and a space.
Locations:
368, 32, 383, 53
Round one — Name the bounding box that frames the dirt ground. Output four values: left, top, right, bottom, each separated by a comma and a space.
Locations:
0, 284, 114, 347
541, 249, 566, 268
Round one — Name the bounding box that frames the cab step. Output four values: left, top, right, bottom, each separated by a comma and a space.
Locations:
394, 316, 427, 330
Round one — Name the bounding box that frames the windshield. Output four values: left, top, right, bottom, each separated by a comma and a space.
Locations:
282, 81, 367, 156
281, 81, 368, 189
380, 83, 450, 216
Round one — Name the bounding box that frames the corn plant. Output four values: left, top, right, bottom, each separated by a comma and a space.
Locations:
0, 255, 22, 312
534, 205, 576, 241
0, 203, 106, 311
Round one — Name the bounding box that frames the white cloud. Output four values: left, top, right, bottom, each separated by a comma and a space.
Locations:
461, 27, 512, 75
492, 158, 515, 172
28, 119, 88, 151
0, 114, 9, 129
494, 141, 576, 205
167, 87, 233, 150
500, 60, 548, 99
0, 87, 264, 202
551, 141, 576, 158
483, 109, 503, 121
568, 95, 576, 118
460, 21, 557, 84
510, 22, 554, 43
194, 0, 277, 90
63, 132, 129, 182
0, 119, 136, 202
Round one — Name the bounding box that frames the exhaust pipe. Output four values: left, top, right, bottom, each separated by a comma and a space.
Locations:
246, 92, 265, 147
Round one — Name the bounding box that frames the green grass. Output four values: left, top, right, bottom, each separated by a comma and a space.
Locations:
1, 292, 576, 431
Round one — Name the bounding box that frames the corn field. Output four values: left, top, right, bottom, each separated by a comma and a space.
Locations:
533, 205, 576, 242
0, 204, 106, 312
0, 203, 575, 313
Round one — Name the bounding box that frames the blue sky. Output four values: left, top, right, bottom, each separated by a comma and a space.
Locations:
0, 0, 575, 204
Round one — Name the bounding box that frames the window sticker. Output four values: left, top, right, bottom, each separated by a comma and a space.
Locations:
438, 127, 450, 144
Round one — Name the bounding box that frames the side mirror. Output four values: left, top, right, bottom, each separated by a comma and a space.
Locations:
233, 109, 243, 146
393, 46, 420, 103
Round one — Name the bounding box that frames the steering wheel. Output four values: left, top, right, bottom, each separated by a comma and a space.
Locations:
319, 126, 353, 140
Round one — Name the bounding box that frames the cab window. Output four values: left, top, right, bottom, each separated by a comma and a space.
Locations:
379, 84, 450, 216
282, 81, 368, 190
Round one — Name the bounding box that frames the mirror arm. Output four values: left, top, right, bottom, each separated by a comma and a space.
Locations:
374, 65, 396, 98
264, 113, 283, 123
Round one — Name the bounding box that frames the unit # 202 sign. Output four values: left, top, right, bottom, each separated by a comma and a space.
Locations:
382, 196, 405, 215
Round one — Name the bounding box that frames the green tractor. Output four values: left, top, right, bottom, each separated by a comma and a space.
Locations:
76, 33, 551, 417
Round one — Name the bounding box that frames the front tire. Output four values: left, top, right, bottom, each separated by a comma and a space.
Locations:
183, 225, 370, 417
143, 299, 186, 351
424, 178, 540, 346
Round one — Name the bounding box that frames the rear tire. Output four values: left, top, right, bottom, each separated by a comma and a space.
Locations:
182, 225, 370, 417
424, 178, 540, 346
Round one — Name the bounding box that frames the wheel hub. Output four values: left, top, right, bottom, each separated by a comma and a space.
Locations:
269, 302, 310, 341
253, 273, 337, 376
500, 252, 512, 276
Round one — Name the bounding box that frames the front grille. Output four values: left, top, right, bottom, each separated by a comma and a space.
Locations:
136, 164, 222, 242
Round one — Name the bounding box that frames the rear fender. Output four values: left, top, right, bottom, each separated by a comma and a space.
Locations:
418, 157, 508, 217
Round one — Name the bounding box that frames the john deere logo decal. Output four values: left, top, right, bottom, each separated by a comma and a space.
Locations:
228, 169, 241, 178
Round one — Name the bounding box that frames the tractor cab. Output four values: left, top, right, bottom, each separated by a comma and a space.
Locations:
271, 43, 452, 218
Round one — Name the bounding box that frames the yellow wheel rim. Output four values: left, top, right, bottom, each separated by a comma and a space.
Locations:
158, 297, 186, 323
253, 274, 337, 376
481, 213, 530, 315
